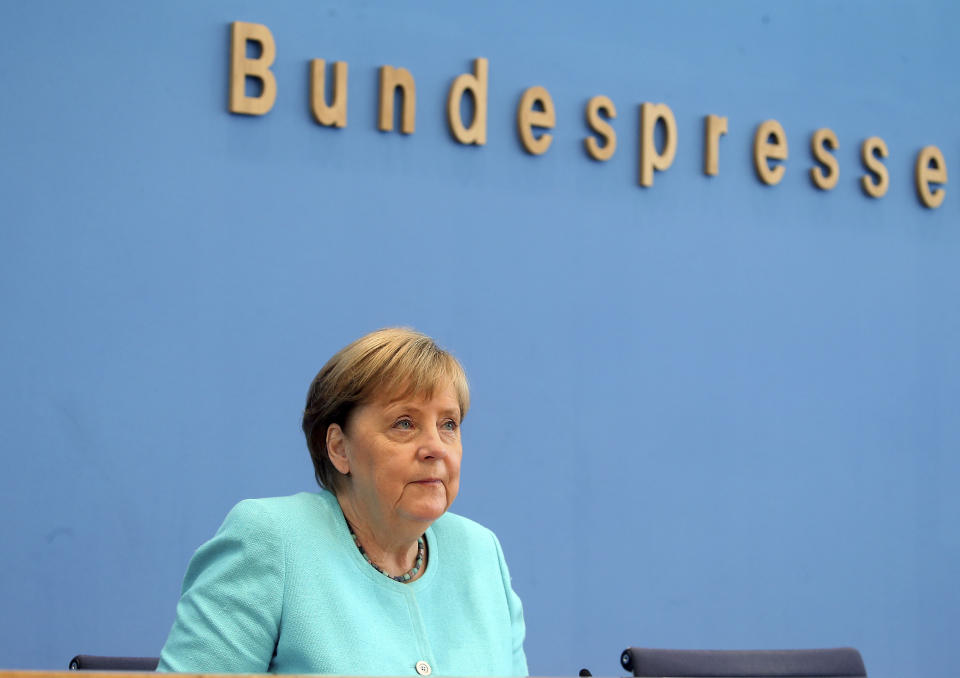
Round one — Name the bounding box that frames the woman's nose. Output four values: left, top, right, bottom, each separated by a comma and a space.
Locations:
417, 425, 449, 460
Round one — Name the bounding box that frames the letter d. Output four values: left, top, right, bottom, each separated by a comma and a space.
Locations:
447, 58, 488, 145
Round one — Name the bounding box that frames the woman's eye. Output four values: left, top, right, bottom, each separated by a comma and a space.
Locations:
394, 418, 414, 430
441, 420, 459, 432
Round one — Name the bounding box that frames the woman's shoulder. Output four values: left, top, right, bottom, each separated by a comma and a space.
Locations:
220, 491, 342, 537
230, 489, 337, 511
431, 510, 503, 558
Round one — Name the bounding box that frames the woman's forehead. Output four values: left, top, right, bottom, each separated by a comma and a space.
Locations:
374, 379, 459, 407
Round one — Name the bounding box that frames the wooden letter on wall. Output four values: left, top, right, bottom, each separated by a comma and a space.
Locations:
379, 65, 415, 134
810, 128, 839, 190
753, 120, 788, 185
229, 21, 277, 115
915, 145, 947, 208
310, 59, 348, 127
584, 96, 617, 161
703, 114, 728, 176
860, 137, 889, 198
517, 86, 556, 155
447, 58, 489, 145
639, 102, 677, 187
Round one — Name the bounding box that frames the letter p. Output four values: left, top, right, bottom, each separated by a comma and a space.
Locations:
639, 102, 677, 187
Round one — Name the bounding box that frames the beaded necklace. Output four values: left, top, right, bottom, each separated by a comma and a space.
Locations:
350, 530, 425, 583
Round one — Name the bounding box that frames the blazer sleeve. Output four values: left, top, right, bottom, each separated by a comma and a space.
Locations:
492, 532, 529, 677
157, 499, 285, 673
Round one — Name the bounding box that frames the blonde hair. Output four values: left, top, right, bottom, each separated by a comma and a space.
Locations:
302, 328, 470, 494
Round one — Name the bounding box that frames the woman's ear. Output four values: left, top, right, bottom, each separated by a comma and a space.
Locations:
326, 423, 351, 476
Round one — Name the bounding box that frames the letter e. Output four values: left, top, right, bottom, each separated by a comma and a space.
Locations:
517, 86, 556, 155
753, 120, 788, 185
915, 145, 947, 208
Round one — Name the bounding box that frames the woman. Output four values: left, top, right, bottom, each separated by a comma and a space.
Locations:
158, 328, 528, 676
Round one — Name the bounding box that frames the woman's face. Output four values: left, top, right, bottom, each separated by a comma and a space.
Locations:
333, 382, 463, 527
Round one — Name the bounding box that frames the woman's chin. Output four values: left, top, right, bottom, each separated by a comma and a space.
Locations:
400, 499, 450, 524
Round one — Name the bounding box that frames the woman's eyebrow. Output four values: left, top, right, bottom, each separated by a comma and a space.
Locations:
384, 401, 460, 418
383, 399, 424, 413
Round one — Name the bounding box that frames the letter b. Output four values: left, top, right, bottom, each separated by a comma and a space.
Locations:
229, 21, 277, 115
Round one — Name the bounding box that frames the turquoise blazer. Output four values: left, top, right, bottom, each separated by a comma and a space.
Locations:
158, 491, 528, 676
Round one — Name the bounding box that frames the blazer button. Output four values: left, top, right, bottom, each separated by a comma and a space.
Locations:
415, 661, 432, 676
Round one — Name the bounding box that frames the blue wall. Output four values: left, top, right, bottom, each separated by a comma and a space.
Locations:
2, 2, 958, 676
